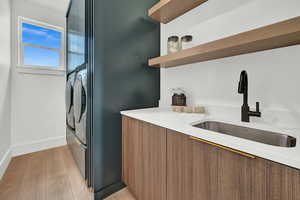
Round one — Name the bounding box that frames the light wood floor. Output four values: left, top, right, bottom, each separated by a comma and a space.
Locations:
0, 146, 135, 200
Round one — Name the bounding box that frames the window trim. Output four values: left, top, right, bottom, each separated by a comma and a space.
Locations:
18, 17, 65, 72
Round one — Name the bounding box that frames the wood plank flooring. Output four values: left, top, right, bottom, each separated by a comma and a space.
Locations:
0, 146, 134, 200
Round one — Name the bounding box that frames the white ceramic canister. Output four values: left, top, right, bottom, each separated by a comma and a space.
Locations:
167, 36, 181, 54
181, 35, 194, 50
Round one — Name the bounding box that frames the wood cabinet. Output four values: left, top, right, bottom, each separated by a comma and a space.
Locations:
190, 134, 220, 200
167, 129, 300, 200
122, 117, 167, 200
122, 117, 143, 198
122, 116, 300, 200
166, 129, 192, 200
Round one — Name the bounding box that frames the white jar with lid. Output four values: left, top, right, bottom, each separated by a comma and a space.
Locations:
167, 36, 181, 54
181, 35, 194, 50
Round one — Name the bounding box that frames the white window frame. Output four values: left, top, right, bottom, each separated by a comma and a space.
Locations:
18, 17, 65, 73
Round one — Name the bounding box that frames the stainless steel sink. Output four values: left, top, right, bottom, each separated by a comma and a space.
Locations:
193, 121, 296, 147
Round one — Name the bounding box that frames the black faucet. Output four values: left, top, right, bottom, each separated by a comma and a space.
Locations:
238, 70, 261, 122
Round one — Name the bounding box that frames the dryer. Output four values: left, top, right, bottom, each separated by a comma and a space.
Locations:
74, 69, 87, 145
66, 71, 87, 179
69, 69, 87, 179
66, 0, 161, 196
66, 72, 76, 130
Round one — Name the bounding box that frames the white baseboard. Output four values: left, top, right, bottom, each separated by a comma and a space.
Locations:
12, 136, 66, 157
0, 148, 12, 180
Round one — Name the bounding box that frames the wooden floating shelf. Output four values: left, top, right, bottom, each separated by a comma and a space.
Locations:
149, 0, 208, 24
149, 16, 300, 68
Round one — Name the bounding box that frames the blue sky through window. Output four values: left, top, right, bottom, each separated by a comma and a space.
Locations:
22, 22, 62, 67
24, 46, 60, 67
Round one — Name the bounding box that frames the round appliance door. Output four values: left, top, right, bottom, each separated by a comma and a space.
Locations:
74, 75, 86, 124
73, 70, 87, 144
66, 73, 76, 129
66, 79, 73, 114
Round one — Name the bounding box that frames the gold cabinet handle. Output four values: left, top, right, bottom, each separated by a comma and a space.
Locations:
190, 136, 256, 159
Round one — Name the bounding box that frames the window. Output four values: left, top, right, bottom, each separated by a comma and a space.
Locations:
19, 17, 64, 71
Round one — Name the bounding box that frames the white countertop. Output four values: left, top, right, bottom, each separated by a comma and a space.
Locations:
121, 107, 300, 169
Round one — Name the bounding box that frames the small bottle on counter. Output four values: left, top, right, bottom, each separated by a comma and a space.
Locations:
181, 35, 194, 50
167, 36, 181, 54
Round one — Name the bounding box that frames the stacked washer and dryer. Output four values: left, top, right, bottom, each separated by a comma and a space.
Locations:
66, 69, 87, 179
66, 0, 161, 198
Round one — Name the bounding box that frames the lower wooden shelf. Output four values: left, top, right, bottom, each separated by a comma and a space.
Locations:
149, 16, 300, 68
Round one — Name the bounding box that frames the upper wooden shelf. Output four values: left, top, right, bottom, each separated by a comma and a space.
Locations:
149, 16, 300, 68
149, 0, 208, 24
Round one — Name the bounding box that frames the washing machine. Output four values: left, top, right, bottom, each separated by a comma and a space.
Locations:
66, 71, 87, 179
74, 69, 87, 145
66, 72, 76, 130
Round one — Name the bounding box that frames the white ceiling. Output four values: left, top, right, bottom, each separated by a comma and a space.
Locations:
24, 0, 70, 13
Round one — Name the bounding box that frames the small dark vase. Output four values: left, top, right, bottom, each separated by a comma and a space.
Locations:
172, 93, 187, 106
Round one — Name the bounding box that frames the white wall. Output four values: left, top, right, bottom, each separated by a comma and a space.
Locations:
0, 0, 12, 178
160, 0, 300, 128
11, 0, 66, 156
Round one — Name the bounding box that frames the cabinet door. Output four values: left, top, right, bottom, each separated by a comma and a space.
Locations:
166, 130, 224, 200
122, 117, 143, 199
190, 136, 300, 200
249, 158, 269, 200
166, 130, 192, 200
141, 121, 167, 200
216, 145, 252, 200
191, 137, 254, 200
267, 160, 300, 200
122, 117, 167, 200
191, 136, 219, 200
190, 135, 254, 200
